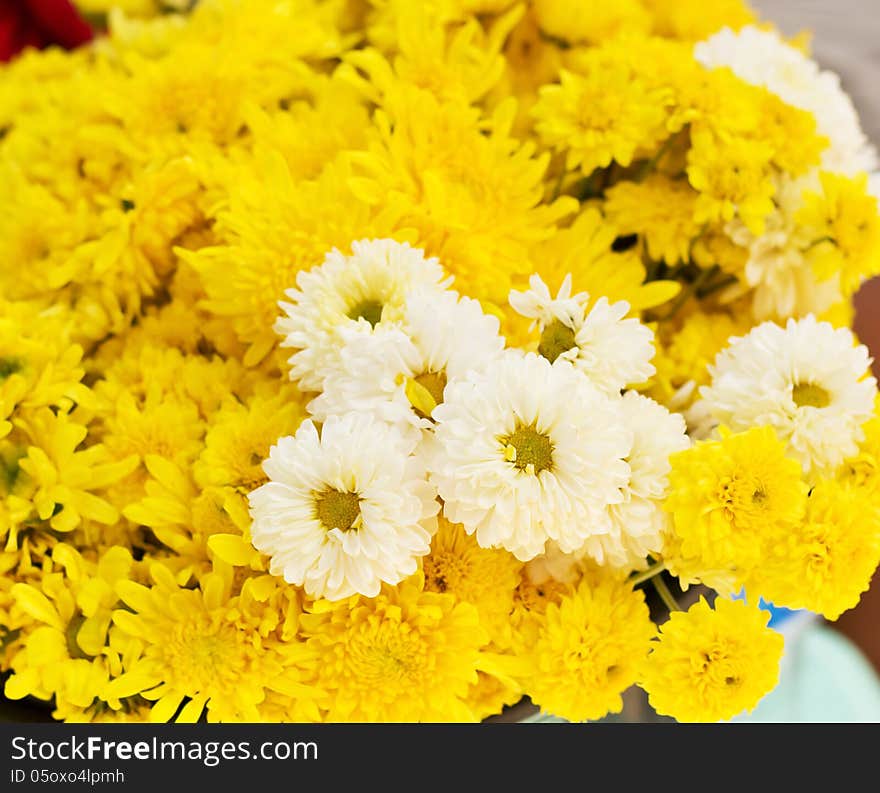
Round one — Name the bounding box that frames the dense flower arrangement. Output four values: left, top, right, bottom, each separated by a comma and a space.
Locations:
1, 0, 879, 725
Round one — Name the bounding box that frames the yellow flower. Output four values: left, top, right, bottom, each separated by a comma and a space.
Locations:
515, 207, 679, 346
663, 426, 808, 590
184, 153, 404, 366
533, 64, 671, 177
349, 86, 575, 307
122, 455, 248, 584
4, 544, 133, 714
687, 128, 776, 235
797, 172, 880, 296
107, 562, 316, 722
17, 410, 138, 534
524, 570, 655, 722
193, 386, 305, 493
640, 596, 783, 723
839, 409, 880, 499
300, 576, 487, 721
532, 0, 651, 45
751, 479, 880, 620
645, 0, 756, 41
0, 300, 93, 437
464, 669, 523, 722
604, 174, 701, 265
648, 308, 751, 409
422, 517, 522, 645
100, 390, 204, 473
343, 4, 515, 106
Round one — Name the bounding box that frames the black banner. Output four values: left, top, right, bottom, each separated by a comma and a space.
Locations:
0, 722, 874, 790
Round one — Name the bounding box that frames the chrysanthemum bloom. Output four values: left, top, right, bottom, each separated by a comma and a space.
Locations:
248, 412, 439, 600
307, 287, 504, 442
639, 597, 783, 723
300, 577, 487, 722
4, 544, 132, 718
525, 571, 655, 722
578, 391, 689, 569
798, 172, 880, 296
274, 238, 450, 392
422, 516, 522, 645
106, 563, 319, 723
428, 351, 632, 560
508, 274, 656, 394
662, 425, 807, 591
699, 315, 877, 474
750, 479, 880, 620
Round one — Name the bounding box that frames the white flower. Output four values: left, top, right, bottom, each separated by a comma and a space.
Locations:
274, 239, 450, 392
695, 26, 878, 175
508, 273, 655, 393
698, 315, 877, 474
577, 391, 690, 569
726, 176, 842, 320
247, 413, 439, 600
427, 351, 632, 561
308, 288, 505, 442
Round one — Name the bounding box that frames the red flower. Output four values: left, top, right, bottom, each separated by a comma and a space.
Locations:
0, 0, 94, 62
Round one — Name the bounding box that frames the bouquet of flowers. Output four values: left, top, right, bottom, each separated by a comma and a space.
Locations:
1, 0, 879, 725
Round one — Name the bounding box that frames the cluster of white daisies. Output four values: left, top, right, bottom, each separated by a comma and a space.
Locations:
247, 238, 876, 602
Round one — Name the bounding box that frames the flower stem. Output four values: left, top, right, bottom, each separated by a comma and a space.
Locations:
652, 575, 682, 613
629, 561, 666, 587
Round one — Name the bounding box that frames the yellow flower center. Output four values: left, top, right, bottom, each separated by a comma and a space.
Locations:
424, 550, 468, 594
538, 319, 577, 364
315, 489, 361, 532
347, 298, 384, 328
347, 621, 428, 684
502, 424, 554, 474
163, 618, 247, 694
792, 382, 831, 409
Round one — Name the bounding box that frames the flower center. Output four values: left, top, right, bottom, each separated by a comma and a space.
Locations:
502, 424, 554, 474
792, 382, 831, 409
315, 489, 362, 532
347, 298, 384, 328
538, 319, 577, 363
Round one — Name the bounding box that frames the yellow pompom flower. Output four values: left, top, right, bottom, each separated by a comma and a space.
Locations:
640, 596, 783, 723
524, 571, 655, 722
604, 174, 701, 265
422, 517, 522, 646
751, 479, 880, 620
533, 63, 671, 177
107, 562, 317, 722
797, 172, 880, 296
687, 128, 776, 235
663, 426, 808, 589
300, 576, 487, 721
